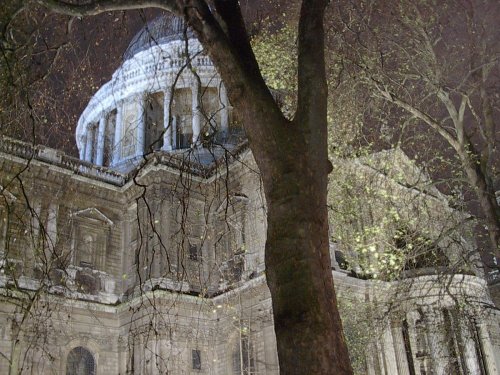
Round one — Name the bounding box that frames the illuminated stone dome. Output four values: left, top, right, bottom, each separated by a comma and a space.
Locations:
123, 15, 194, 60
76, 16, 242, 173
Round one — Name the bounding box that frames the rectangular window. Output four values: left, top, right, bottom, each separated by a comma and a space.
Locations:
189, 244, 201, 261
104, 109, 116, 166
192, 349, 201, 370
121, 102, 138, 158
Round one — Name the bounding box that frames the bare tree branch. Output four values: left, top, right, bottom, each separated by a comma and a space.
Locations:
34, 0, 179, 16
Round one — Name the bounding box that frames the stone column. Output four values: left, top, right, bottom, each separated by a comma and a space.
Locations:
46, 203, 58, 251
365, 342, 378, 375
406, 311, 420, 374
382, 324, 399, 375
112, 101, 123, 166
78, 135, 86, 160
476, 320, 498, 375
329, 242, 340, 270
162, 88, 173, 151
95, 114, 107, 166
459, 320, 481, 375
192, 80, 201, 145
219, 83, 229, 137
391, 322, 411, 375
262, 322, 279, 375
84, 125, 94, 162
136, 93, 146, 156
423, 308, 446, 375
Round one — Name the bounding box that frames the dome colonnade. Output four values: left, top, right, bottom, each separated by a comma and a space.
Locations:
75, 17, 232, 171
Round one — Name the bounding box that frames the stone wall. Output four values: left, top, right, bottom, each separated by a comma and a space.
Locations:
1, 145, 498, 375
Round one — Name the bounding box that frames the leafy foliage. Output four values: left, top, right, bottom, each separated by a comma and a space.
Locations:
251, 21, 297, 118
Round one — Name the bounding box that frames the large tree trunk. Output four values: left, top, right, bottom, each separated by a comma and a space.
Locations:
264, 140, 353, 374
258, 1, 353, 373
182, 0, 354, 372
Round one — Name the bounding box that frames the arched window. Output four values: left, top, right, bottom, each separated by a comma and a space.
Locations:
66, 346, 96, 375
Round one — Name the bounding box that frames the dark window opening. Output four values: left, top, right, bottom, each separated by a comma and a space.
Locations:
335, 250, 349, 270
415, 316, 428, 358
103, 110, 117, 166
472, 320, 487, 375
223, 256, 244, 283
176, 131, 192, 149
172, 88, 192, 149
393, 228, 449, 271
145, 92, 165, 152
189, 244, 201, 261
192, 349, 201, 370
442, 309, 465, 374
402, 320, 416, 375
89, 124, 98, 163
66, 346, 96, 375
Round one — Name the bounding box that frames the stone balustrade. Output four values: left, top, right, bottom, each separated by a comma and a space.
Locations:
0, 136, 127, 186
0, 135, 249, 184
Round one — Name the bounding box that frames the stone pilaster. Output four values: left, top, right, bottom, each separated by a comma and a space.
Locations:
46, 202, 58, 254
381, 324, 399, 374
459, 318, 481, 375
262, 323, 279, 375
28, 200, 42, 272
423, 308, 446, 375
391, 321, 410, 375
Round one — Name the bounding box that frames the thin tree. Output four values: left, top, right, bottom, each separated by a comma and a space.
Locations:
331, 0, 500, 258
35, 0, 354, 374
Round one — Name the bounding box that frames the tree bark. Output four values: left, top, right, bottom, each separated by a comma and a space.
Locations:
258, 1, 353, 374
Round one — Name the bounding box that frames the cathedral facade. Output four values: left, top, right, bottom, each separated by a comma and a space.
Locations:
0, 16, 499, 375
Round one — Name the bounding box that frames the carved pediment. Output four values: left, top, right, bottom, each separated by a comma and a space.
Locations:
71, 208, 112, 271
71, 208, 114, 226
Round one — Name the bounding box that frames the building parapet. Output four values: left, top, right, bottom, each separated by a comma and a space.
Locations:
0, 136, 127, 186
1, 136, 249, 185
